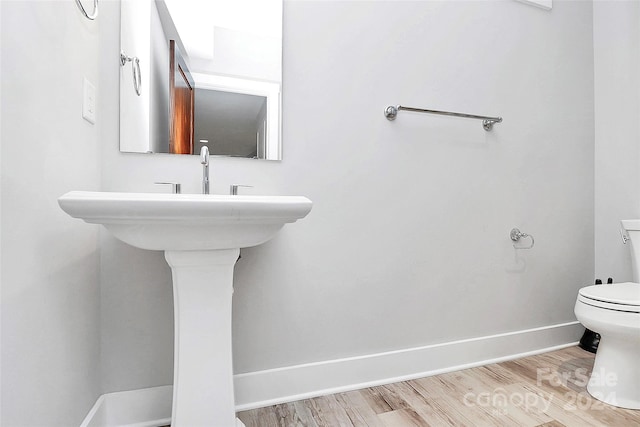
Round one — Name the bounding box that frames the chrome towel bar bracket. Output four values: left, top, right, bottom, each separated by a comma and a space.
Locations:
384, 105, 502, 131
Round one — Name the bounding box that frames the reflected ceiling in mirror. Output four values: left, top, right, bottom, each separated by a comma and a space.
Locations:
119, 0, 283, 160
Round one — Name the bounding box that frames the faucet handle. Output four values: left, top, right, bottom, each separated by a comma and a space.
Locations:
155, 182, 182, 194
230, 184, 253, 195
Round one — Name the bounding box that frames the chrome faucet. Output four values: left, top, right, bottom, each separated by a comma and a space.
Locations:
200, 146, 210, 194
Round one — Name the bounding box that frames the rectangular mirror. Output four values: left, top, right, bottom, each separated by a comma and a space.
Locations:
119, 0, 283, 160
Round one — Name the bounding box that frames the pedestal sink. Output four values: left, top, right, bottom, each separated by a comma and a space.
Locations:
58, 191, 312, 427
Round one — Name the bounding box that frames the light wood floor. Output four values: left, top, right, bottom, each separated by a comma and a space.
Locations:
237, 346, 640, 426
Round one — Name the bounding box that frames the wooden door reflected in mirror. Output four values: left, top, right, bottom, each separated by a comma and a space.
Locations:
169, 40, 194, 154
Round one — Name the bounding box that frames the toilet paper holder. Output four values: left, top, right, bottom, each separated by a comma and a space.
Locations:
510, 228, 535, 249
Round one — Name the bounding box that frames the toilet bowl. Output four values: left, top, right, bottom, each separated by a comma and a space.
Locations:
574, 282, 640, 409
574, 218, 640, 409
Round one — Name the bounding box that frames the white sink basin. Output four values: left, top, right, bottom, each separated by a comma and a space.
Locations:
58, 190, 312, 427
58, 191, 312, 251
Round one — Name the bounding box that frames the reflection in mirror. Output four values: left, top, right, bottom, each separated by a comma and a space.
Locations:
119, 0, 283, 160
195, 90, 266, 159
170, 40, 194, 154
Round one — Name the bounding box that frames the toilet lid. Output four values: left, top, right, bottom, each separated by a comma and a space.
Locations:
579, 282, 640, 312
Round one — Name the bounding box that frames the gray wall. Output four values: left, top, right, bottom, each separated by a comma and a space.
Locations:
98, 0, 595, 389
10, 1, 640, 424
593, 0, 640, 282
1, 1, 102, 425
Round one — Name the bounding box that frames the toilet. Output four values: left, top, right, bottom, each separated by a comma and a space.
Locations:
574, 220, 640, 410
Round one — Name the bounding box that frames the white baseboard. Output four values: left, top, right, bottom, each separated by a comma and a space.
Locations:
79, 385, 172, 427
80, 321, 583, 425
234, 321, 583, 410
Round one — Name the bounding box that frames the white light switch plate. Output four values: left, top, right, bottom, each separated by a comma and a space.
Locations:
83, 77, 96, 124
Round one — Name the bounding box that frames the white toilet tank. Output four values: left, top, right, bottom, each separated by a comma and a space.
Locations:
621, 220, 640, 281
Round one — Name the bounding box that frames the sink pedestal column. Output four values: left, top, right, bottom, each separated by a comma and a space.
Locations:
165, 249, 243, 427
